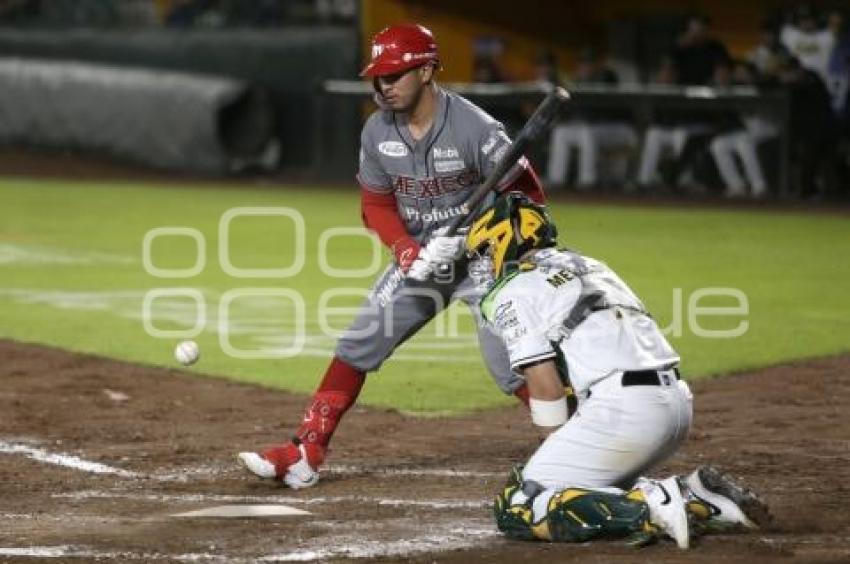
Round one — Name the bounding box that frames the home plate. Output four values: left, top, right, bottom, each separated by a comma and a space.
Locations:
171, 504, 311, 518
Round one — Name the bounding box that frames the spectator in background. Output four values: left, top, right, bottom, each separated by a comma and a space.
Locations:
780, 4, 835, 83
165, 0, 216, 27
637, 16, 733, 192
826, 8, 849, 118
222, 0, 284, 27
672, 14, 730, 85
472, 36, 510, 83
749, 19, 786, 75
824, 9, 849, 199
471, 37, 526, 132
776, 52, 838, 198
473, 54, 508, 83
636, 55, 717, 189
709, 61, 779, 198
545, 48, 637, 189
534, 49, 561, 85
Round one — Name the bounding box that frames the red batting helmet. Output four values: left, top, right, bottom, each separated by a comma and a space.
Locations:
360, 23, 440, 77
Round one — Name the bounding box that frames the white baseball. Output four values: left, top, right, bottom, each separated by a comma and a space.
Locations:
174, 340, 200, 366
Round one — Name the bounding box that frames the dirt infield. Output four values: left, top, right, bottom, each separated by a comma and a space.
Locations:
0, 339, 848, 563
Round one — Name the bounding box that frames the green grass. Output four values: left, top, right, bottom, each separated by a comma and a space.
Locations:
1, 177, 848, 413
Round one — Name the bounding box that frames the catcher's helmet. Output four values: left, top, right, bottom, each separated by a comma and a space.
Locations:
360, 23, 440, 78
466, 192, 558, 277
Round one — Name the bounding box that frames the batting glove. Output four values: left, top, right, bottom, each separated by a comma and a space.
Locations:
406, 246, 435, 281
406, 227, 468, 281
424, 226, 467, 263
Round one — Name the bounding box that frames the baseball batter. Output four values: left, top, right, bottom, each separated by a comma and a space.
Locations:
466, 192, 771, 548
238, 24, 546, 488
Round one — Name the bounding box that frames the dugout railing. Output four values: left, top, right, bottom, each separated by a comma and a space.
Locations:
314, 80, 791, 197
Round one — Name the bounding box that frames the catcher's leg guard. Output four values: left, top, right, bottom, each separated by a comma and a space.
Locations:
494, 467, 653, 543
540, 488, 653, 543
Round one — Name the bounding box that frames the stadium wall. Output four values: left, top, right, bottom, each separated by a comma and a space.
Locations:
0, 27, 361, 175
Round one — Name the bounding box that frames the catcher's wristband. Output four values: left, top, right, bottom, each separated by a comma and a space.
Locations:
529, 396, 568, 427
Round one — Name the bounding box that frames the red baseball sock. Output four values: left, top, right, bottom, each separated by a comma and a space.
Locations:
295, 356, 365, 447
262, 357, 366, 471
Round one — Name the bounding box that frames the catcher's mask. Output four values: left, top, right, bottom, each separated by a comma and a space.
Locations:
465, 191, 558, 277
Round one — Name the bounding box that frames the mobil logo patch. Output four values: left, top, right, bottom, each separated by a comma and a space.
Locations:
378, 141, 409, 157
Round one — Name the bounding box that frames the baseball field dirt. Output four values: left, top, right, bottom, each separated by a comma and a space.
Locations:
1, 338, 848, 563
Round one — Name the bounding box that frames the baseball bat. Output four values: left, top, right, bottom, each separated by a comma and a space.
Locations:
444, 84, 570, 236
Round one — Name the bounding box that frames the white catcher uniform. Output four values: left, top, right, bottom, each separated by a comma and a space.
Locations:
481, 247, 693, 502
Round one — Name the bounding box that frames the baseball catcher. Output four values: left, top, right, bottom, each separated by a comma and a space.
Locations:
238, 23, 547, 487
466, 192, 771, 548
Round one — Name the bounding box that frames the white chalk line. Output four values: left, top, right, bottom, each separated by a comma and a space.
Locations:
4, 536, 847, 562
0, 524, 500, 562
1, 439, 503, 487
52, 490, 489, 510
0, 439, 212, 483
0, 243, 136, 265
0, 441, 141, 478
325, 463, 502, 479
0, 546, 230, 561
259, 525, 499, 562
1, 511, 498, 561
151, 462, 501, 481
3, 446, 498, 562
0, 513, 121, 523
1, 437, 508, 506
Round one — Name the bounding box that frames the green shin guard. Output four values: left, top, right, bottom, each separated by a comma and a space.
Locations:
494, 469, 653, 543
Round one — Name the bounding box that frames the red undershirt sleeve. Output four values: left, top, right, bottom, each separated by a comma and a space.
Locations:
359, 186, 411, 249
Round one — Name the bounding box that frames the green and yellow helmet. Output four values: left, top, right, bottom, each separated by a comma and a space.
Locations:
465, 191, 558, 276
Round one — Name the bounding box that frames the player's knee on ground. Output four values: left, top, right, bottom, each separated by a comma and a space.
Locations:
494, 468, 652, 543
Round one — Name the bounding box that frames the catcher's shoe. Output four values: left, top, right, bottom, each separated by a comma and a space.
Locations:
237, 441, 321, 489
637, 477, 690, 549
684, 465, 772, 532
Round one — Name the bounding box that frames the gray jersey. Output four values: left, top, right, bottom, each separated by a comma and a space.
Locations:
357, 87, 522, 242
336, 87, 525, 394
